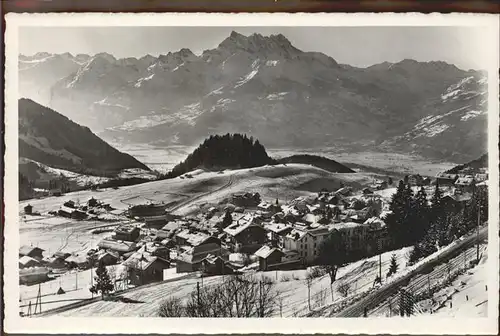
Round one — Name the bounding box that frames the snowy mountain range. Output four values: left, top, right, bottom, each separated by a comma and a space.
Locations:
18, 31, 488, 162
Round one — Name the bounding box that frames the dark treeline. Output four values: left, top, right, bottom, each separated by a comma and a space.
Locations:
446, 153, 487, 174
385, 180, 488, 264
161, 133, 275, 179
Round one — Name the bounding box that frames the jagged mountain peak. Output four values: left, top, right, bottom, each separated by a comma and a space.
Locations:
93, 52, 117, 63
217, 31, 297, 55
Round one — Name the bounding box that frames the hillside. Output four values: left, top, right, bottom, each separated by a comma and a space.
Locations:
19, 32, 488, 162
445, 153, 488, 174
19, 98, 150, 176
165, 133, 274, 178
277, 154, 354, 173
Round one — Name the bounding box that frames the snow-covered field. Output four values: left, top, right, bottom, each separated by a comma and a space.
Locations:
53, 246, 412, 317
419, 249, 489, 317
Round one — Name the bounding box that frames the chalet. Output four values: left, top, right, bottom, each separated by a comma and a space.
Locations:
128, 203, 168, 218
201, 254, 239, 276
58, 206, 88, 220
65, 254, 88, 269
436, 173, 458, 186
19, 245, 44, 260
143, 213, 176, 229
258, 202, 273, 211
231, 192, 261, 207
64, 200, 76, 208
122, 252, 171, 286
97, 250, 119, 266
24, 204, 33, 215
139, 242, 170, 260
176, 243, 229, 273
19, 256, 41, 269
455, 176, 475, 193
19, 267, 50, 285
362, 187, 374, 195
113, 224, 141, 242
45, 256, 67, 269
254, 245, 284, 271
53, 251, 71, 260
49, 188, 63, 197
98, 239, 137, 255
175, 230, 221, 247
223, 214, 268, 253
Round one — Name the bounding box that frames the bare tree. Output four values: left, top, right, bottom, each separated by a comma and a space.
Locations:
158, 296, 186, 317
337, 281, 351, 298
161, 274, 279, 317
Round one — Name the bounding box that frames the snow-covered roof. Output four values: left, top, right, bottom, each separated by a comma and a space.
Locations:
223, 214, 256, 236
285, 228, 307, 241
122, 251, 169, 271
330, 222, 366, 231
98, 239, 137, 253
19, 245, 44, 256
19, 256, 40, 266
65, 254, 88, 264
263, 223, 292, 234
254, 245, 283, 259
455, 176, 475, 185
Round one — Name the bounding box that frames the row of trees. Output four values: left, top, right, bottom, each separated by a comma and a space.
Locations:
385, 180, 488, 264
158, 274, 278, 317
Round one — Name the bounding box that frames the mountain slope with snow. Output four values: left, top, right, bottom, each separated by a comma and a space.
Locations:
18, 32, 489, 162
19, 98, 150, 176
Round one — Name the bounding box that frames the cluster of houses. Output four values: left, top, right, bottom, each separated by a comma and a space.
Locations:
20, 167, 488, 289
436, 167, 488, 193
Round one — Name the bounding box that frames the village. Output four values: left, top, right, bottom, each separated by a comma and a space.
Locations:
18, 162, 488, 301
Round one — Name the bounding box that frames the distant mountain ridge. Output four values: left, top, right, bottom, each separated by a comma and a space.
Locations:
19, 31, 488, 162
19, 98, 150, 176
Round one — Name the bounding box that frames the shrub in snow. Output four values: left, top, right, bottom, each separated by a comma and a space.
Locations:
337, 282, 351, 298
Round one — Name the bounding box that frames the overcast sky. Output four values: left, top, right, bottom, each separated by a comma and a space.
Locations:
19, 26, 488, 70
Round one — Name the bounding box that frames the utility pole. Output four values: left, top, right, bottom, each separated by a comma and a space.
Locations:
197, 281, 201, 315
427, 274, 431, 297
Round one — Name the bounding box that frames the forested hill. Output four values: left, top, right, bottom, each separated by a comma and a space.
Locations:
277, 154, 354, 173
165, 133, 274, 178
19, 98, 149, 175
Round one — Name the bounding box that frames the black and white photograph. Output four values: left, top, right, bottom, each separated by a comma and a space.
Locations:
3, 13, 499, 334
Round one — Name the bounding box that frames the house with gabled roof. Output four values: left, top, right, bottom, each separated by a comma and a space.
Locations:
254, 245, 284, 271
122, 251, 170, 286
19, 245, 45, 260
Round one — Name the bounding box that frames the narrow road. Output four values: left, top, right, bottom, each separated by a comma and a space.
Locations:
334, 226, 488, 317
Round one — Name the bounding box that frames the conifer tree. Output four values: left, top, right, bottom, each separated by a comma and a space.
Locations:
385, 181, 408, 247
222, 210, 233, 229
89, 261, 114, 298
387, 254, 398, 277
413, 187, 430, 241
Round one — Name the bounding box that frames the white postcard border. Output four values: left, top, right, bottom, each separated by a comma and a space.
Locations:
4, 12, 500, 334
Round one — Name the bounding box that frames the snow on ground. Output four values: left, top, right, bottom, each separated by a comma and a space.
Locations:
53, 246, 412, 317
19, 265, 128, 314
418, 250, 489, 317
